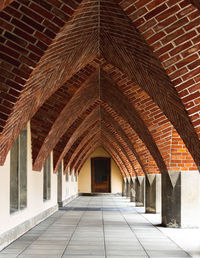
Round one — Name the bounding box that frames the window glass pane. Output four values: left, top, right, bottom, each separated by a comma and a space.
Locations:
10, 138, 19, 213
57, 163, 62, 202
10, 126, 27, 214
43, 156, 51, 200
20, 127, 27, 210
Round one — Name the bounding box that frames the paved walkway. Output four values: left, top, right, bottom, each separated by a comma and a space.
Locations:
0, 196, 191, 258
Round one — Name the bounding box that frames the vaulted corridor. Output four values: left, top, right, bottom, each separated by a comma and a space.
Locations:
0, 0, 200, 255
0, 195, 193, 258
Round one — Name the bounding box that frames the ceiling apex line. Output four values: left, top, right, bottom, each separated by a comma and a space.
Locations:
98, 0, 100, 56
98, 67, 102, 132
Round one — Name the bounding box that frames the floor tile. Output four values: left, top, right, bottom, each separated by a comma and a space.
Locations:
0, 196, 192, 258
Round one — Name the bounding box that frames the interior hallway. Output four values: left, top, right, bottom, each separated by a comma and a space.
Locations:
0, 196, 194, 258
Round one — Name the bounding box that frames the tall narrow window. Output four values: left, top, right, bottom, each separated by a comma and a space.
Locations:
43, 155, 51, 201
57, 162, 62, 203
10, 127, 27, 213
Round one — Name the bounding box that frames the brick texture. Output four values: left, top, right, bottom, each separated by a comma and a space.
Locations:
0, 0, 14, 11
0, 0, 199, 178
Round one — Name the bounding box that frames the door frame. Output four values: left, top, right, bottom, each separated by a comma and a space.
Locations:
91, 157, 111, 193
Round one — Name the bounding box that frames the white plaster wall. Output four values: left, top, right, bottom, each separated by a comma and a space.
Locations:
111, 159, 123, 193
78, 160, 91, 193
0, 123, 57, 235
78, 147, 122, 193
0, 152, 10, 234
0, 122, 78, 245
181, 171, 200, 228
60, 167, 78, 202
68, 170, 78, 197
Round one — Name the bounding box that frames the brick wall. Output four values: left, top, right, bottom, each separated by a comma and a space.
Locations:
0, 0, 199, 178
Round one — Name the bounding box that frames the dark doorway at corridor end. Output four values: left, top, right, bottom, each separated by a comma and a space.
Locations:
91, 157, 111, 193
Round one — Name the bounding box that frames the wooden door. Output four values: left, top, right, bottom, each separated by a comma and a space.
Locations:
91, 157, 111, 193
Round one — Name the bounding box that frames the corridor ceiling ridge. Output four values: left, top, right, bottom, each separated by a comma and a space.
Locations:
0, 0, 200, 176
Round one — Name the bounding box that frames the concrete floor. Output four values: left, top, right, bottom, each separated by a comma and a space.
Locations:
0, 195, 197, 258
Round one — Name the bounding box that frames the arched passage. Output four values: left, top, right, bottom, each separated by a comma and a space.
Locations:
0, 1, 200, 251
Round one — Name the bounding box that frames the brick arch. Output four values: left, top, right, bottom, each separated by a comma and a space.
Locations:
63, 114, 136, 178
54, 108, 100, 172
0, 0, 199, 173
0, 0, 98, 165
74, 141, 124, 175
48, 67, 162, 173
47, 57, 197, 176
98, 0, 200, 167
76, 137, 128, 178
76, 142, 127, 178
70, 130, 130, 178
116, 0, 200, 167
73, 111, 159, 177
66, 119, 131, 178
31, 63, 97, 164
101, 122, 137, 177
102, 102, 160, 175
54, 104, 136, 175
55, 105, 145, 176
102, 63, 197, 172
101, 108, 145, 176
102, 35, 200, 169
99, 69, 167, 173
98, 142, 127, 178
67, 126, 101, 172
34, 69, 166, 173
102, 64, 172, 169
73, 140, 101, 175
101, 136, 130, 177
63, 120, 100, 167
0, 0, 83, 136
33, 72, 100, 171
69, 127, 131, 178
101, 124, 135, 176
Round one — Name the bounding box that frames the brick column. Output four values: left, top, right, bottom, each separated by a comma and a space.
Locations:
145, 174, 161, 213
162, 171, 200, 228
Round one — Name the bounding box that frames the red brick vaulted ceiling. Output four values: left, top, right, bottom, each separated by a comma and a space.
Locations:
0, 0, 199, 177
